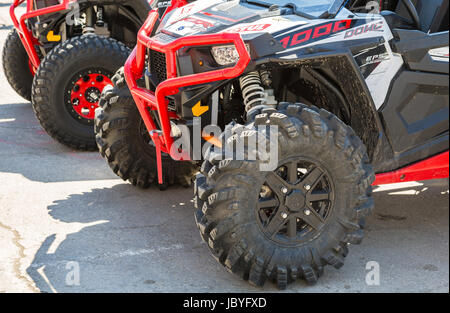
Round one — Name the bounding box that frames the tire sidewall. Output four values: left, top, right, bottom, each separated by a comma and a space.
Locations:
2, 29, 33, 100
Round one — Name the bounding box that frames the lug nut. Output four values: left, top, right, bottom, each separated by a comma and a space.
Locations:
281, 212, 288, 219
304, 209, 311, 216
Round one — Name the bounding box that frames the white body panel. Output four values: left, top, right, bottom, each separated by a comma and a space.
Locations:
164, 2, 406, 109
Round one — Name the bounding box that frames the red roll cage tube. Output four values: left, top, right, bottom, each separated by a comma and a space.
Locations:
10, 0, 72, 73
9, 0, 187, 74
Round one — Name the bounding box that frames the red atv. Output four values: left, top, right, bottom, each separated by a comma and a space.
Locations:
2, 0, 189, 150
95, 0, 449, 288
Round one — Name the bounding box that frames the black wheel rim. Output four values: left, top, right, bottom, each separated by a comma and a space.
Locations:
255, 157, 335, 246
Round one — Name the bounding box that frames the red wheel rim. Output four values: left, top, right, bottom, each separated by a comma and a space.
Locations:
70, 73, 112, 120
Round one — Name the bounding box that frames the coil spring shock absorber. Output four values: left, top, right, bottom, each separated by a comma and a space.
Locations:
239, 71, 276, 120
83, 7, 96, 34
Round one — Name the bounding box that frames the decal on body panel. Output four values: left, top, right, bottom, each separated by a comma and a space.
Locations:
362, 18, 403, 110
226, 24, 271, 33
165, 0, 224, 26
344, 20, 384, 38
276, 16, 402, 109
166, 15, 218, 35
277, 19, 354, 48
221, 16, 305, 34
282, 16, 403, 110
353, 43, 390, 78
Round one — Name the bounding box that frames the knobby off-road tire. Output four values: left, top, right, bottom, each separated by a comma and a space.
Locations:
2, 29, 34, 101
194, 103, 375, 289
95, 68, 198, 189
31, 35, 130, 151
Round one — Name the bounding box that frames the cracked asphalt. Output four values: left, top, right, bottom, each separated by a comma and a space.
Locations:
0, 0, 449, 293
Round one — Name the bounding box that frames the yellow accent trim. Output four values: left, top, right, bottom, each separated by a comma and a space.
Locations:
192, 101, 209, 117
46, 31, 61, 42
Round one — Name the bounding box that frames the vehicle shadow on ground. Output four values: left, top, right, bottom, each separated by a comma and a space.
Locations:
0, 102, 117, 182
26, 180, 449, 293
360, 180, 449, 292
26, 183, 259, 292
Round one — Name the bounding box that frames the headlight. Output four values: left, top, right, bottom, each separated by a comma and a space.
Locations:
211, 44, 250, 66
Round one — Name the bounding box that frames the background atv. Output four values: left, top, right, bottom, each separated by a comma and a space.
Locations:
3, 0, 189, 151
4, 0, 150, 101
95, 0, 449, 289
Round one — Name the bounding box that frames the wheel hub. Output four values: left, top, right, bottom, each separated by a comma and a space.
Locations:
69, 72, 112, 121
284, 190, 306, 212
256, 158, 334, 246
85, 87, 101, 103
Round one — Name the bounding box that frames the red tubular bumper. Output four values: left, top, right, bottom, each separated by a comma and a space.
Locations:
10, 0, 70, 71
123, 10, 251, 159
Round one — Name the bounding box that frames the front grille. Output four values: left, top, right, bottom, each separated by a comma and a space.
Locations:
148, 49, 176, 111
149, 50, 167, 85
